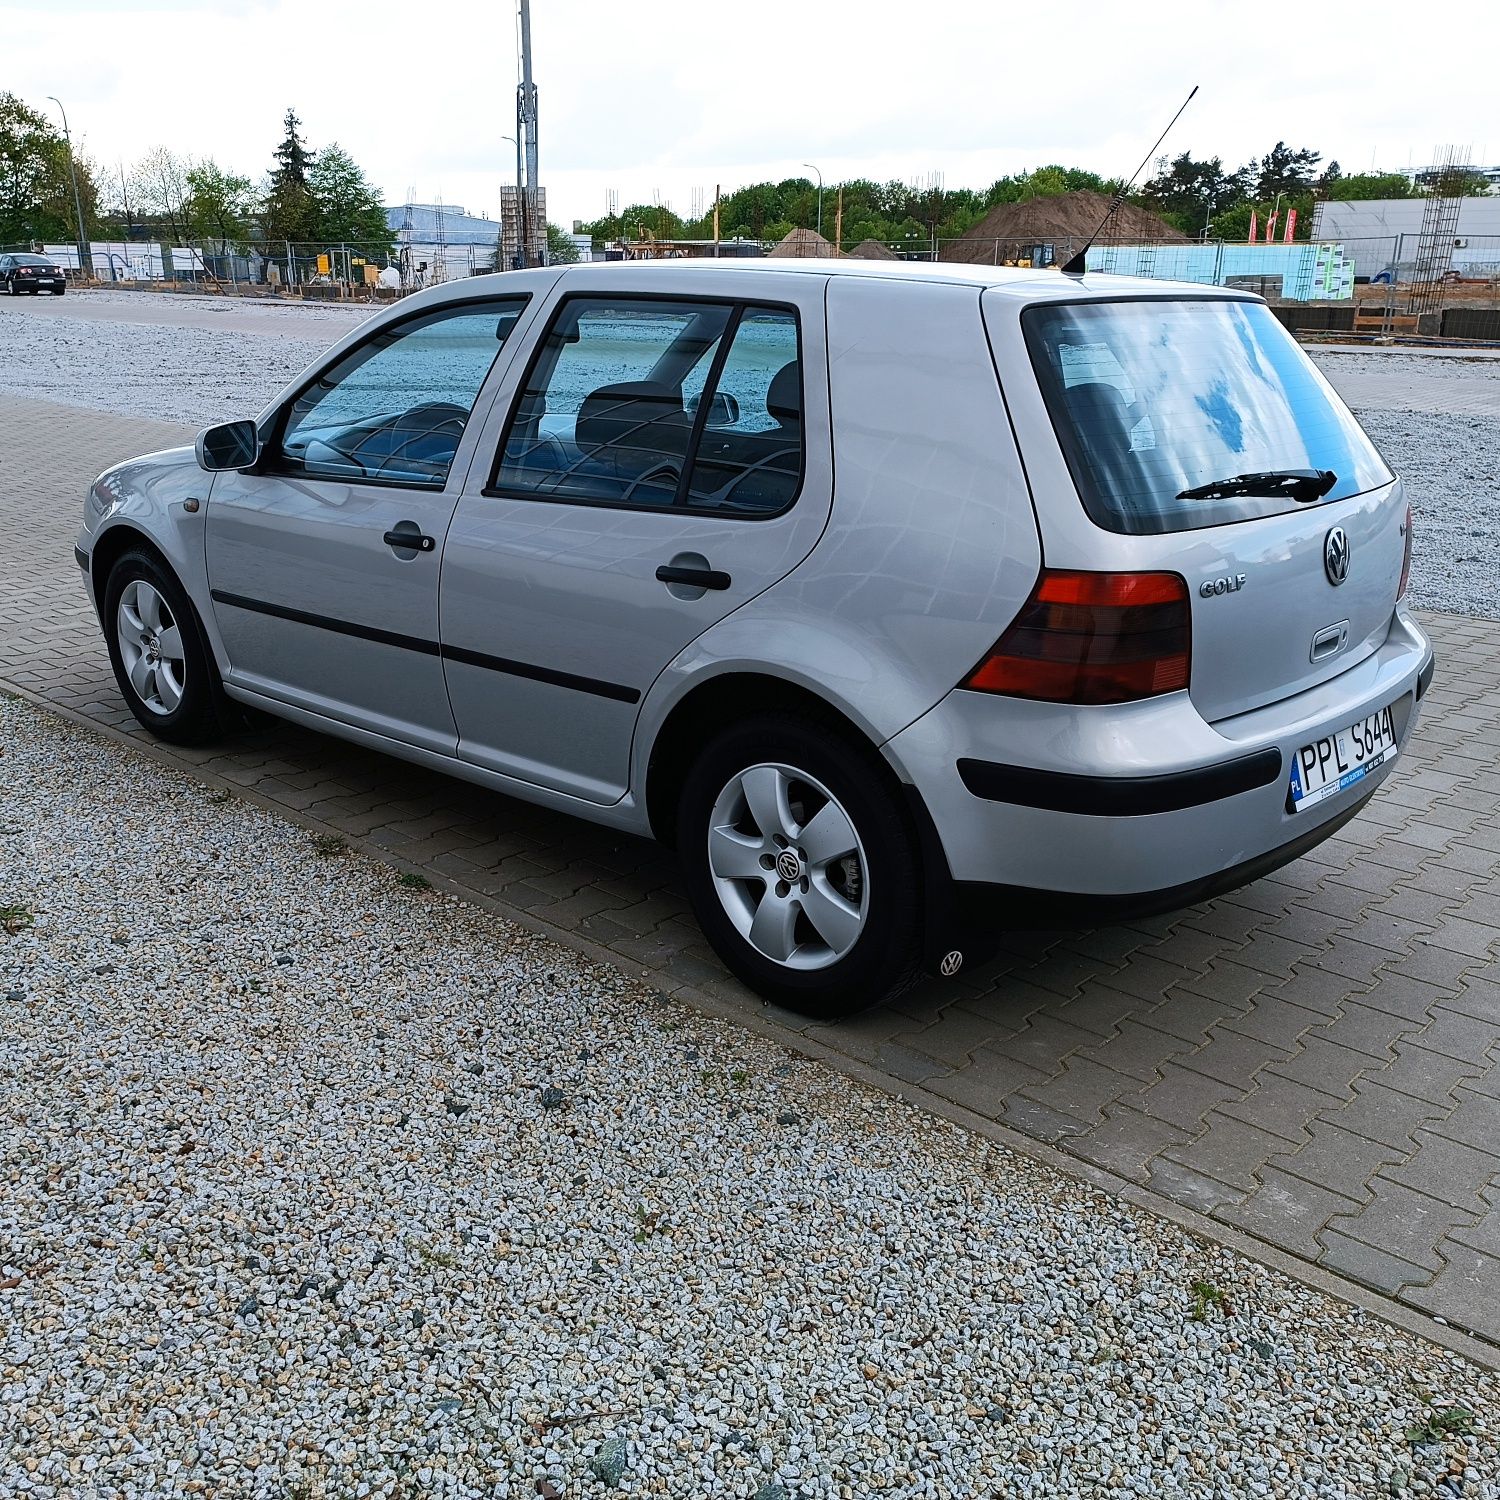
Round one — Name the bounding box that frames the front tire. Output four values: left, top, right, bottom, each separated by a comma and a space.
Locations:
677, 714, 924, 1018
103, 549, 229, 745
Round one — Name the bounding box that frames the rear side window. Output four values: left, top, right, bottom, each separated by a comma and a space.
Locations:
492, 297, 803, 516
1024, 299, 1393, 535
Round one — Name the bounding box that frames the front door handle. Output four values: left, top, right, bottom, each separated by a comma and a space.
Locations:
384, 528, 435, 553
655, 564, 731, 590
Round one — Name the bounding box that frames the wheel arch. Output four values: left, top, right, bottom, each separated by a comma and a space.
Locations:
90, 522, 171, 605
645, 671, 897, 848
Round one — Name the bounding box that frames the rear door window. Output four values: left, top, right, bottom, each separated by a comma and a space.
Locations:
1023, 298, 1393, 535
492, 297, 803, 516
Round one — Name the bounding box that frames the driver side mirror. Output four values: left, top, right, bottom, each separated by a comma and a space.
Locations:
195, 419, 259, 472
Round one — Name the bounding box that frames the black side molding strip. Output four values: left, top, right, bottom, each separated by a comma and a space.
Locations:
1417, 653, 1435, 701
210, 589, 639, 704
211, 589, 440, 657
441, 642, 640, 704
957, 747, 1283, 817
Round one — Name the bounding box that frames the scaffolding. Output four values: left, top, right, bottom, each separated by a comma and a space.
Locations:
1406, 146, 1471, 317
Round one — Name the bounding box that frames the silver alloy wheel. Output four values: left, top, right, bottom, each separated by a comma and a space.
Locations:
706, 762, 869, 971
116, 579, 186, 716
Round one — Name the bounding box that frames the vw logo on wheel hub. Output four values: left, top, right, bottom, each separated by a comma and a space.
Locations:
775, 850, 803, 882
1323, 526, 1351, 586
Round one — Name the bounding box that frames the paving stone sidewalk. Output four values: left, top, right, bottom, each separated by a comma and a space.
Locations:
4, 393, 1498, 1347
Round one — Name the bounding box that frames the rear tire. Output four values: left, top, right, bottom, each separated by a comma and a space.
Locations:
677, 714, 924, 1018
52, 286, 65, 296
103, 549, 230, 745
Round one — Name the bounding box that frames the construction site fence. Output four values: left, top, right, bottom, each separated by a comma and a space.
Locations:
8, 232, 1500, 308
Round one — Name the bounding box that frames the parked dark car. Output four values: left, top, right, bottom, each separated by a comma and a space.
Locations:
1, 253, 67, 295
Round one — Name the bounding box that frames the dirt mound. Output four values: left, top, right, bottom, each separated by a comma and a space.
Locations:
941, 190, 1186, 264
847, 238, 898, 260
769, 226, 841, 258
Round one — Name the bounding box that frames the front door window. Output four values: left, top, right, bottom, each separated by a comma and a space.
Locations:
276, 300, 527, 487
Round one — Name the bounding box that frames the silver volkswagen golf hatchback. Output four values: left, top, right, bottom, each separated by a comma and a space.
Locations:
76, 260, 1433, 1016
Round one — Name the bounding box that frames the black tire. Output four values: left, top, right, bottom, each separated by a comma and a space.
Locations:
677, 713, 923, 1018
52, 286, 65, 296
102, 548, 230, 745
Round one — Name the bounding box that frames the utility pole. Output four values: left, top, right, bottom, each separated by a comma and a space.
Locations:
713, 184, 721, 256
47, 97, 90, 278
516, 0, 540, 267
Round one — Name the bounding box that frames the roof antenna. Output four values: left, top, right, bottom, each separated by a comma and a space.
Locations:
1060, 85, 1199, 276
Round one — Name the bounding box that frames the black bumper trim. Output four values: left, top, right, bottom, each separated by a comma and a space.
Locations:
1417, 653, 1435, 700
74, 545, 89, 570
948, 786, 1375, 947
957, 747, 1283, 817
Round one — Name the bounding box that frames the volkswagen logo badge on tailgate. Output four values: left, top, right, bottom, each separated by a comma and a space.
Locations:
1324, 526, 1351, 586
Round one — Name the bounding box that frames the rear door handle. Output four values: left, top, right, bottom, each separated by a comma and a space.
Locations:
655, 564, 731, 590
384, 528, 435, 553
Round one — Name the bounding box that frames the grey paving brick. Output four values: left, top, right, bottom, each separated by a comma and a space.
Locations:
1429, 1087, 1500, 1155
1324, 1180, 1478, 1275
1325, 1079, 1448, 1153
1270, 1122, 1407, 1202
1403, 1244, 1500, 1344
1145, 1158, 1243, 1215
1127, 1063, 1247, 1133
1065, 1105, 1194, 1180
924, 1047, 1048, 1115
1181, 1029, 1300, 1088
1375, 1042, 1487, 1107
1262, 1033, 1377, 1101
1221, 1169, 1362, 1260
1217, 1073, 1330, 1147
1159, 1111, 1291, 1194
1075, 1018, 1188, 1083
1015, 1055, 1141, 1125
1315, 1231, 1433, 1296
905, 1006, 1018, 1067
1385, 1131, 1500, 1213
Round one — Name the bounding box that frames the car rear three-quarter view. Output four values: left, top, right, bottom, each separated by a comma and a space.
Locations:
73, 262, 1432, 1019
888, 282, 1432, 983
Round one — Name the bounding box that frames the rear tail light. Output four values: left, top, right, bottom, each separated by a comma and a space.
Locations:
961, 569, 1192, 705
1397, 504, 1413, 601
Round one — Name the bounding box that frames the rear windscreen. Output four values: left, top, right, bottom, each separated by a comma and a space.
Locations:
1023, 298, 1393, 535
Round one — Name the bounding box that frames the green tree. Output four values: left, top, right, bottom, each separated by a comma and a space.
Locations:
1322, 171, 1421, 201
130, 146, 192, 242
307, 143, 391, 253
1254, 141, 1323, 201
1142, 152, 1252, 236
0, 92, 84, 243
545, 222, 579, 263
262, 108, 316, 245
185, 160, 255, 250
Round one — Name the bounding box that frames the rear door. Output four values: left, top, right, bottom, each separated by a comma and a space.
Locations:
440, 276, 832, 805
991, 292, 1405, 722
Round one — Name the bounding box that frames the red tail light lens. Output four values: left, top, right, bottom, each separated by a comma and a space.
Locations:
962, 569, 1192, 704
1397, 504, 1413, 601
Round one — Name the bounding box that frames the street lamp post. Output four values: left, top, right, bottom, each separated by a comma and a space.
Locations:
802, 162, 823, 241
47, 96, 90, 279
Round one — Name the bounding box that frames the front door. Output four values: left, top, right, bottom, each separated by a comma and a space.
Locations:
206, 296, 530, 754
441, 282, 832, 804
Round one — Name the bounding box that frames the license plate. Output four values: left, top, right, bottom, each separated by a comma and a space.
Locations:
1288, 704, 1398, 812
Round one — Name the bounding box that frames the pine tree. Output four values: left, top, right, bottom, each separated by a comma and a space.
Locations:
262, 108, 316, 246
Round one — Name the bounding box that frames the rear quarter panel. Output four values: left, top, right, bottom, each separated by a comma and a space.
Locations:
633, 275, 1042, 770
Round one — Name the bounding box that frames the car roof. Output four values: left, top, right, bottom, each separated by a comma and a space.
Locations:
412, 256, 1251, 310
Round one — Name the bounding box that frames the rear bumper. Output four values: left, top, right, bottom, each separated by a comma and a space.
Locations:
888, 610, 1432, 962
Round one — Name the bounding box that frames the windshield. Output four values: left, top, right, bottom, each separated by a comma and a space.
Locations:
1023, 298, 1393, 535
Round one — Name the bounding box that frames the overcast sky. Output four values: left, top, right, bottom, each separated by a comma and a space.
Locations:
8, 0, 1496, 230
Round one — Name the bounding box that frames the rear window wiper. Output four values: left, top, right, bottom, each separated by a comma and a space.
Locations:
1176, 468, 1337, 503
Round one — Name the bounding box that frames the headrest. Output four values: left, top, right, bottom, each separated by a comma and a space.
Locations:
575, 382, 687, 452
766, 362, 801, 426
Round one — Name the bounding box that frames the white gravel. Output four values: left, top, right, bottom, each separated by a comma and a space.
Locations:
2, 692, 1497, 1500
